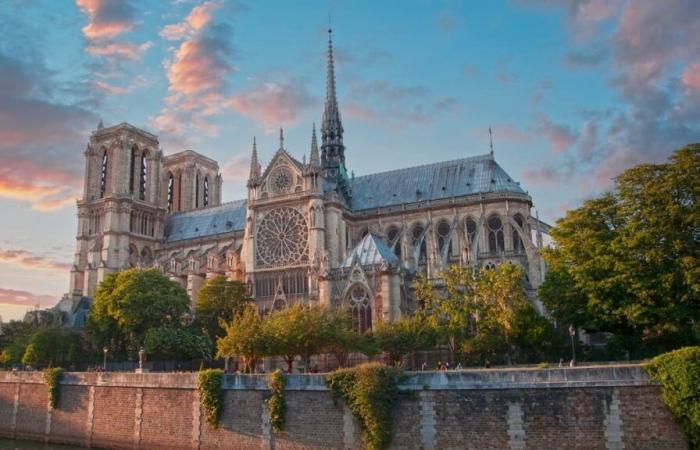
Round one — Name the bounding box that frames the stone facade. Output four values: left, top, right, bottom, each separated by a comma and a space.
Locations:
0, 366, 687, 449
67, 31, 551, 327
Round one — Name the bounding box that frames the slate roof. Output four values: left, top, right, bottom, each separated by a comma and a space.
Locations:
341, 233, 399, 268
164, 199, 247, 243
350, 154, 526, 211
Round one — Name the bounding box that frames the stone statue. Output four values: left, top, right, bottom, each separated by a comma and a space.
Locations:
138, 347, 146, 370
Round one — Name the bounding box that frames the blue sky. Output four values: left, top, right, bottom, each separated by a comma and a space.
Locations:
1, 0, 699, 320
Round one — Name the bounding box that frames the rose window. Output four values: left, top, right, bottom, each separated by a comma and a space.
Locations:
256, 207, 308, 267
270, 167, 294, 194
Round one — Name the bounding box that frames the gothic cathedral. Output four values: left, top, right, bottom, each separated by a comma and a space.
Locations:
68, 31, 551, 332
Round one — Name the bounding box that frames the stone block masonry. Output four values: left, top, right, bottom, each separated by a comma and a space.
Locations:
0, 365, 687, 450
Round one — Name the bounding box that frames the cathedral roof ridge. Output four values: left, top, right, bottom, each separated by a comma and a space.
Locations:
93, 121, 159, 141
353, 153, 494, 180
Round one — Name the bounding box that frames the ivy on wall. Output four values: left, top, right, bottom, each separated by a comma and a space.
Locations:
197, 369, 224, 428
267, 369, 286, 434
325, 363, 403, 450
646, 347, 700, 449
43, 367, 65, 409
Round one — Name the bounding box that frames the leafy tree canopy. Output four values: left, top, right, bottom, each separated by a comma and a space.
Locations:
195, 276, 252, 341
87, 268, 192, 359
217, 304, 268, 373
540, 144, 700, 356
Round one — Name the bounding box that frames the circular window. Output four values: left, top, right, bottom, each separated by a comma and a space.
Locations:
270, 167, 294, 194
256, 207, 308, 267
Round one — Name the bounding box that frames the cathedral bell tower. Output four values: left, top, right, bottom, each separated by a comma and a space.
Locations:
321, 29, 351, 203
70, 122, 165, 298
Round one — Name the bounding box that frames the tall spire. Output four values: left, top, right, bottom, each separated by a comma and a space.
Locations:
310, 123, 320, 167
248, 137, 260, 184
489, 126, 494, 158
321, 27, 349, 201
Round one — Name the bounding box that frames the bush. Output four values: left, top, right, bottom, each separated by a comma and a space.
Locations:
646, 347, 700, 449
43, 367, 65, 409
198, 369, 224, 428
326, 363, 403, 450
267, 369, 286, 434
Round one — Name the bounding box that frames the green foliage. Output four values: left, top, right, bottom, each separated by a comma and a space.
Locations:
265, 304, 335, 372
19, 328, 89, 368
375, 315, 437, 366
326, 363, 403, 450
195, 276, 252, 341
267, 369, 286, 434
646, 347, 700, 449
143, 326, 212, 361
87, 268, 192, 359
0, 320, 35, 366
197, 369, 224, 428
43, 367, 65, 409
216, 304, 267, 373
540, 145, 700, 357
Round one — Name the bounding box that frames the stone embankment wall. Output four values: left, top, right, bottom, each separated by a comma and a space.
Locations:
0, 365, 687, 449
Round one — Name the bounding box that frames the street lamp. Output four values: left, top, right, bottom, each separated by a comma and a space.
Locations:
103, 347, 108, 371
568, 325, 576, 365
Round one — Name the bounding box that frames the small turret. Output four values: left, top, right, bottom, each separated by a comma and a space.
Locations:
247, 137, 260, 188
310, 123, 320, 168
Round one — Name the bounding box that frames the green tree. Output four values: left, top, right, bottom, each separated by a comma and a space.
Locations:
414, 265, 479, 364
375, 315, 437, 367
324, 309, 370, 368
540, 144, 700, 357
265, 304, 332, 372
86, 268, 192, 358
143, 326, 212, 361
195, 276, 252, 341
216, 304, 268, 373
20, 328, 89, 367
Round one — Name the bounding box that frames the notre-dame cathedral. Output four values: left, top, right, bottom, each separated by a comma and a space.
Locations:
66, 31, 551, 332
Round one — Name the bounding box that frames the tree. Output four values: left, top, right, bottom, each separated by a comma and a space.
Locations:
86, 268, 193, 359
374, 315, 437, 367
195, 276, 252, 341
20, 328, 89, 368
540, 144, 700, 357
143, 326, 212, 361
216, 304, 268, 373
324, 309, 370, 368
265, 304, 332, 372
414, 265, 479, 364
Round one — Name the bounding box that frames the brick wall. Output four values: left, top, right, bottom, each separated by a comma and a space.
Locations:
0, 365, 688, 450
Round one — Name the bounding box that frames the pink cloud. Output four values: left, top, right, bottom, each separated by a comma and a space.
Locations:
536, 116, 577, 154
0, 249, 71, 271
221, 154, 251, 182
86, 41, 152, 60
681, 62, 700, 92
75, 0, 136, 39
160, 1, 220, 40
227, 81, 316, 130
0, 288, 57, 308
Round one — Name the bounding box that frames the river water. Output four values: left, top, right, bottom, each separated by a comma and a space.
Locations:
0, 439, 93, 449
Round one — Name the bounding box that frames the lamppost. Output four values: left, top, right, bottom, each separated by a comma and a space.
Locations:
568, 325, 576, 365
103, 347, 108, 371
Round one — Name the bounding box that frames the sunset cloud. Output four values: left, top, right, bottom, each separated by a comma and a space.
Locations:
0, 53, 93, 210
0, 288, 57, 308
228, 80, 317, 130
75, 0, 136, 39
0, 249, 72, 271
221, 154, 251, 182
160, 1, 220, 41
536, 116, 577, 154
86, 41, 153, 60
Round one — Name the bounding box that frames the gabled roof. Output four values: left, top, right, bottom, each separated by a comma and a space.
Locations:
260, 148, 304, 180
340, 233, 399, 268
164, 199, 247, 243
350, 154, 526, 211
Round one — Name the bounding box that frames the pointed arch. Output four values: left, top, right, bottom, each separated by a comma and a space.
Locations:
346, 283, 372, 333
167, 172, 174, 212
386, 225, 402, 258
139, 149, 149, 200
487, 214, 505, 254
203, 175, 209, 207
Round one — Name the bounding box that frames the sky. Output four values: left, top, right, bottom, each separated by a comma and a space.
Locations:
0, 0, 699, 321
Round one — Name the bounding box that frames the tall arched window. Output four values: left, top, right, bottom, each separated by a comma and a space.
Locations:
139, 153, 147, 200
412, 223, 427, 268
195, 173, 200, 208
167, 173, 174, 212
437, 220, 451, 253
465, 217, 477, 245
203, 176, 209, 207
100, 150, 108, 198
386, 226, 401, 258
487, 215, 505, 254
129, 147, 137, 194
348, 285, 372, 333
513, 215, 525, 254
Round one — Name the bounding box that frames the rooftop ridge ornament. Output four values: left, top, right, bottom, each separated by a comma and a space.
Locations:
279, 127, 284, 149
248, 136, 260, 184
310, 122, 320, 167
489, 126, 494, 158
